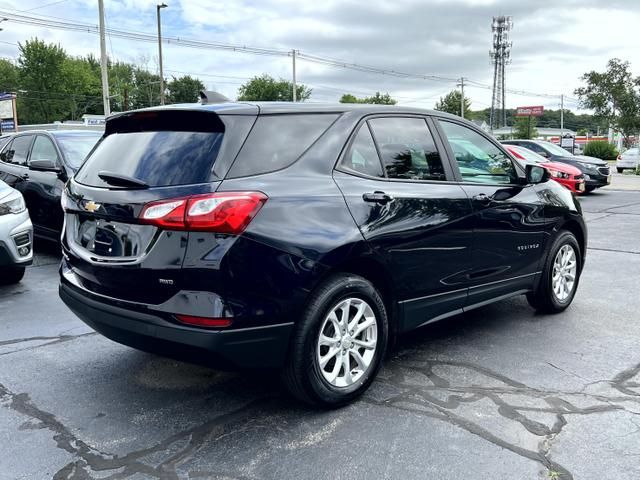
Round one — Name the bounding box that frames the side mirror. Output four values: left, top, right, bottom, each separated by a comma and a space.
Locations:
526, 164, 549, 184
538, 151, 550, 158
29, 159, 61, 172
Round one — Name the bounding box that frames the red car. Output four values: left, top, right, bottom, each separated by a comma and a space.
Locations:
504, 144, 585, 194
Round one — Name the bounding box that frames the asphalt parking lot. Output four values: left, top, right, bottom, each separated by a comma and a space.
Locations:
1, 177, 640, 480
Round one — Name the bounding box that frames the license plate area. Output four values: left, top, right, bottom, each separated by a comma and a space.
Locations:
71, 214, 157, 259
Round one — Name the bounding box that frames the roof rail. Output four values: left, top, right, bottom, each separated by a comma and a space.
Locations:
199, 90, 230, 104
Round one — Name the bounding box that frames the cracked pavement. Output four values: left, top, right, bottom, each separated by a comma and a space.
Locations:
1, 185, 640, 479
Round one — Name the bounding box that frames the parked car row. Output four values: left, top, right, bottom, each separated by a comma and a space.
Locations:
502, 139, 611, 192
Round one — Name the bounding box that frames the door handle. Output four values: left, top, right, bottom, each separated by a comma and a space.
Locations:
473, 193, 492, 204
363, 191, 393, 204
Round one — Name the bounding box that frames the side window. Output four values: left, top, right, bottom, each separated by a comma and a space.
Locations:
525, 143, 547, 156
368, 117, 446, 181
30, 136, 59, 163
228, 114, 338, 178
439, 121, 517, 184
2, 135, 32, 166
340, 124, 383, 177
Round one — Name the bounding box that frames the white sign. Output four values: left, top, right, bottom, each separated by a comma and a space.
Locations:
0, 99, 13, 119
561, 136, 574, 148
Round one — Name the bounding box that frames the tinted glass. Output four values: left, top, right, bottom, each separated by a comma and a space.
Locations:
228, 114, 338, 178
31, 136, 59, 163
439, 121, 517, 184
540, 141, 575, 156
510, 145, 546, 164
2, 135, 32, 166
75, 131, 224, 188
341, 124, 383, 177
55, 133, 101, 168
369, 117, 446, 181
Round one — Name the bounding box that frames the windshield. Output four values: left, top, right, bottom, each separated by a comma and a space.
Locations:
56, 133, 102, 169
510, 145, 546, 164
540, 141, 573, 157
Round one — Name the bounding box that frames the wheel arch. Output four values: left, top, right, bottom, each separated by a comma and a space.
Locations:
315, 256, 400, 349
559, 219, 586, 267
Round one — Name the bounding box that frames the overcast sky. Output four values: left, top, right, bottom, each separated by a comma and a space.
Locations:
0, 0, 639, 112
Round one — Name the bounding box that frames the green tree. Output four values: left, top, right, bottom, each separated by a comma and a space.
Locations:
0, 59, 19, 92
167, 75, 205, 104
513, 116, 538, 139
575, 58, 640, 147
340, 91, 397, 105
237, 74, 311, 102
17, 38, 69, 123
434, 90, 471, 117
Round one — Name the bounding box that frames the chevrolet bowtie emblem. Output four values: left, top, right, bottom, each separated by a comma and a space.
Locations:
83, 201, 101, 213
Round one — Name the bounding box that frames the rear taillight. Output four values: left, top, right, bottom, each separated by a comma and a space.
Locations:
140, 192, 267, 234
617, 155, 622, 160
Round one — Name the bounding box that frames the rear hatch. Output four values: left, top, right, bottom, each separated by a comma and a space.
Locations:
62, 108, 256, 304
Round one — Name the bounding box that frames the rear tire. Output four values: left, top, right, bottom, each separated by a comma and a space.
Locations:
527, 231, 581, 314
282, 273, 388, 407
0, 266, 26, 285
617, 167, 624, 173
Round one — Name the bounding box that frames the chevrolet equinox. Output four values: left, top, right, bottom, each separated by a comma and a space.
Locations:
59, 102, 587, 407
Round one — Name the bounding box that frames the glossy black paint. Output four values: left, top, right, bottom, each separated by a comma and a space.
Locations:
0, 130, 102, 241
59, 103, 587, 369
502, 140, 610, 189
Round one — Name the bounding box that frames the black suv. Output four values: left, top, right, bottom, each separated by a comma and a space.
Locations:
501, 139, 610, 192
0, 130, 102, 241
59, 103, 587, 406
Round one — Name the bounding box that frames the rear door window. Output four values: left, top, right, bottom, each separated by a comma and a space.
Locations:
340, 124, 384, 178
75, 111, 226, 188
368, 117, 446, 181
1, 135, 33, 166
227, 114, 338, 178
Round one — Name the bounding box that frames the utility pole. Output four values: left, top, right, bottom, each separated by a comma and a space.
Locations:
560, 94, 564, 138
98, 0, 110, 116
458, 77, 465, 118
157, 3, 167, 105
291, 49, 297, 102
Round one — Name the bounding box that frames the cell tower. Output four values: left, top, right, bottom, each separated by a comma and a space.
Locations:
489, 16, 513, 130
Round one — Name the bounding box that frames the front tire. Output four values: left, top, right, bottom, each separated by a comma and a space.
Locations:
585, 186, 597, 193
282, 273, 389, 407
0, 266, 26, 285
617, 167, 624, 173
527, 231, 581, 314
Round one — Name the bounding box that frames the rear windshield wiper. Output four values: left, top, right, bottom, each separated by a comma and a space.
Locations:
98, 171, 149, 189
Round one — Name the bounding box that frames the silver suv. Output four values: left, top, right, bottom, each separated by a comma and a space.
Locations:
0, 179, 32, 284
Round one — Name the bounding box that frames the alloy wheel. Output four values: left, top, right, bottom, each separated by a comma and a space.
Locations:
316, 298, 378, 388
552, 244, 577, 302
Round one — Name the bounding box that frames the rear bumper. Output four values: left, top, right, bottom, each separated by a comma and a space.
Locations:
59, 273, 294, 369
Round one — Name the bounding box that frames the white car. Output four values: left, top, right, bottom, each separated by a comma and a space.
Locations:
0, 180, 33, 284
617, 148, 640, 173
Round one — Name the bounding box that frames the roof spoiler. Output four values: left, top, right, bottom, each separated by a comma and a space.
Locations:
199, 90, 230, 104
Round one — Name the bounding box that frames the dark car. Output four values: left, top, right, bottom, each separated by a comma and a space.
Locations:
59, 103, 587, 406
0, 130, 102, 241
501, 139, 610, 192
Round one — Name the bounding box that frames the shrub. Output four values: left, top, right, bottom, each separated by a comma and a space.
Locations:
583, 141, 619, 160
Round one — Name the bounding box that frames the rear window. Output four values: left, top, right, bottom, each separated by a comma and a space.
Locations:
227, 114, 338, 178
75, 111, 225, 188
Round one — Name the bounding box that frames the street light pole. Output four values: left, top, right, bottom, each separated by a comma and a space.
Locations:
156, 3, 167, 105
291, 49, 297, 102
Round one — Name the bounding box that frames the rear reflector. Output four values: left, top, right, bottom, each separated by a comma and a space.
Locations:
140, 191, 267, 234
175, 314, 233, 328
